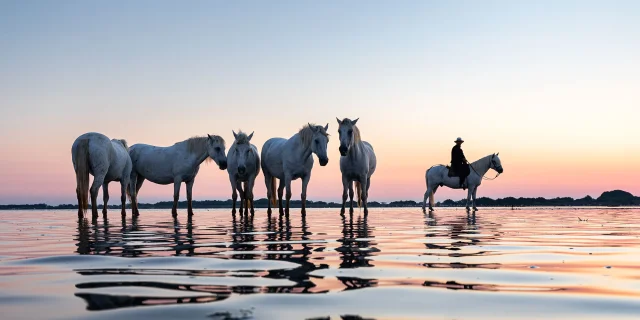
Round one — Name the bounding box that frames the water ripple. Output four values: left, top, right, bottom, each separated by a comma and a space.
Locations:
0, 208, 639, 319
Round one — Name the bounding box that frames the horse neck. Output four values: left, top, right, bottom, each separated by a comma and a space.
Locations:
291, 133, 313, 160
470, 155, 492, 176
347, 140, 363, 159
180, 140, 209, 165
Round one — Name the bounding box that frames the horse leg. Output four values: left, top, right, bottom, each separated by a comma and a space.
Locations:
243, 182, 250, 215
363, 176, 371, 215
301, 174, 311, 215
422, 185, 431, 213
119, 179, 128, 217
90, 175, 105, 218
172, 180, 181, 216
278, 180, 284, 214
284, 174, 293, 215
102, 182, 109, 215
278, 179, 285, 214
359, 176, 369, 215
236, 181, 245, 214
430, 185, 439, 212
264, 174, 273, 214
247, 177, 256, 214
472, 186, 478, 211
76, 188, 84, 218
465, 188, 472, 211
348, 181, 354, 214
129, 171, 139, 215
132, 175, 145, 216
341, 176, 348, 214
186, 179, 195, 216
230, 175, 238, 214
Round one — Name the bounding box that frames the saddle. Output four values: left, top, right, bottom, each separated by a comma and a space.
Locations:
446, 165, 457, 177
447, 164, 468, 178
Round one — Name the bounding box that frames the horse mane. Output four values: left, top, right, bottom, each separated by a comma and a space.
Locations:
299, 123, 329, 148
186, 135, 225, 163
116, 139, 128, 150
471, 154, 493, 172
234, 131, 251, 145
340, 118, 361, 143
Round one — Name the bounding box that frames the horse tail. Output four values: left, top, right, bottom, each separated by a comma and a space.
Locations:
126, 182, 132, 203
426, 167, 435, 208
269, 177, 277, 206
75, 139, 90, 211
429, 181, 435, 209
355, 181, 362, 207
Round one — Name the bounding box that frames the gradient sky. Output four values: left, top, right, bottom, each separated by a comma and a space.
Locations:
1, 1, 639, 205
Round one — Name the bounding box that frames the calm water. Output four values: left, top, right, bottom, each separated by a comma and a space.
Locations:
1, 208, 640, 319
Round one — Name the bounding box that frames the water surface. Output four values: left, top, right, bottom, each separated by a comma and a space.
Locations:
1, 208, 639, 319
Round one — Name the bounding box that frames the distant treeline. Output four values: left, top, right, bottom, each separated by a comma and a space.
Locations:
1, 190, 638, 210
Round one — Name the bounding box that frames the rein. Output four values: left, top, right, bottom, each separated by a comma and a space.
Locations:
469, 162, 501, 180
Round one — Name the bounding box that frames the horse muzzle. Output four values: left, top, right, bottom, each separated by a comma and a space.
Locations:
219, 160, 228, 170
339, 145, 348, 156
319, 157, 329, 166
238, 166, 246, 174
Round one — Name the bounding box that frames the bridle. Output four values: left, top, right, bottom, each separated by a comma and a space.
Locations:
470, 157, 502, 181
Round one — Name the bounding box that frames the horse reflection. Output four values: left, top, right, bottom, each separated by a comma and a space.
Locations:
74, 292, 224, 311
422, 211, 499, 270
262, 212, 328, 293
172, 215, 195, 256
75, 214, 143, 256
336, 212, 377, 290
229, 212, 257, 260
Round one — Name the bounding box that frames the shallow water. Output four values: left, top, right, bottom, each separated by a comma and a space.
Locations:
1, 208, 639, 319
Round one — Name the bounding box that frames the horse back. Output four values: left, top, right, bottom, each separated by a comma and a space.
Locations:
261, 138, 287, 177
252, 144, 261, 176
363, 141, 377, 174
73, 132, 114, 178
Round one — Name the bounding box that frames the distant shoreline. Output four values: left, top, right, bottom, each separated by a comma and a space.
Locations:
1, 190, 638, 210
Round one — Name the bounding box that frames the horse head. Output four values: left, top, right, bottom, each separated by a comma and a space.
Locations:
207, 134, 227, 170
336, 117, 359, 156
231, 130, 255, 174
491, 152, 503, 173
308, 123, 330, 166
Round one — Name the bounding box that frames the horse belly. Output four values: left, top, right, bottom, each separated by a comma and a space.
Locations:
344, 172, 362, 181
133, 149, 180, 185
262, 145, 285, 179
340, 159, 366, 181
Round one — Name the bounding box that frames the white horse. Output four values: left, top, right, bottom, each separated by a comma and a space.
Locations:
261, 123, 330, 214
71, 132, 132, 218
422, 153, 503, 212
128, 135, 227, 216
337, 118, 377, 214
227, 130, 260, 214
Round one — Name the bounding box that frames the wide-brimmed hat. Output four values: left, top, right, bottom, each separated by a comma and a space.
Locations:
454, 137, 464, 143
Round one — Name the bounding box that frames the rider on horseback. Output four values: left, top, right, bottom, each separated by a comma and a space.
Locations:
451, 137, 470, 189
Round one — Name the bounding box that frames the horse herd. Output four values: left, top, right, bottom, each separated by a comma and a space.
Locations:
71, 118, 504, 219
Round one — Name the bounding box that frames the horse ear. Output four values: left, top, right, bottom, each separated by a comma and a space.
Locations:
336, 117, 341, 125
248, 131, 254, 141
324, 123, 329, 132
352, 118, 359, 125
207, 134, 212, 141
232, 130, 237, 139
496, 152, 499, 156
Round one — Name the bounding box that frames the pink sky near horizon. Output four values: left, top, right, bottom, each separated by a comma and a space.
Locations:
1, 2, 639, 205
0, 118, 638, 205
